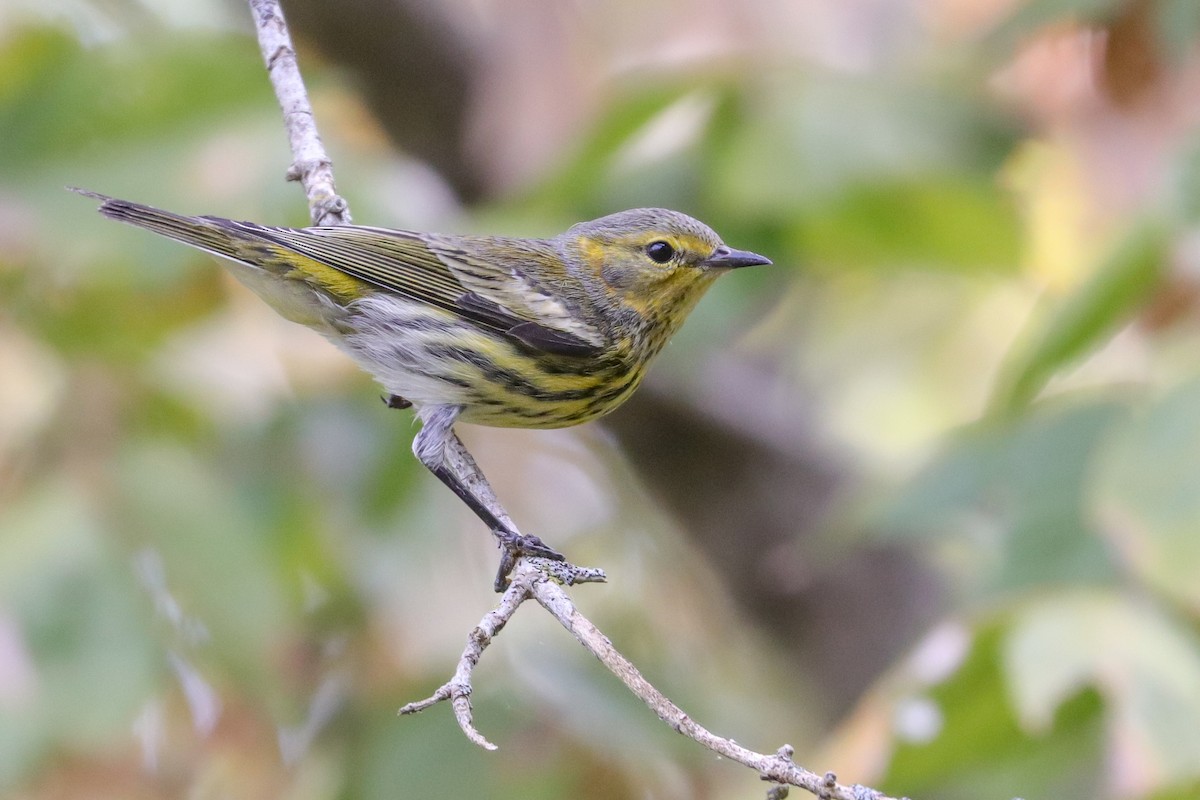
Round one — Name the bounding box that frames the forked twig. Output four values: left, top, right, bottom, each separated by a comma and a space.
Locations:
396, 574, 528, 750
399, 560, 900, 800
397, 559, 606, 749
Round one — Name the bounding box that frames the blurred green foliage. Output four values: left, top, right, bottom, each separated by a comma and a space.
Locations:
3, 1, 1200, 799
991, 223, 1168, 413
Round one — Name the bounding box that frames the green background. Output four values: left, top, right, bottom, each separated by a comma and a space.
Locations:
3, 0, 1200, 797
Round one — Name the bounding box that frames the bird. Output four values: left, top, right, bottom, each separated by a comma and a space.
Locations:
74, 189, 771, 589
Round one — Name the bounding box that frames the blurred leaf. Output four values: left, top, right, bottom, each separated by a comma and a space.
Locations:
526, 82, 724, 222
348, 706, 492, 800
1169, 135, 1200, 223
797, 176, 1021, 271
882, 397, 1123, 594
990, 222, 1168, 413
0, 478, 159, 791
988, 0, 1200, 64
716, 73, 1017, 219
883, 624, 1105, 799
13, 267, 225, 363
346, 701, 604, 800
1005, 590, 1200, 791
116, 439, 291, 691
1093, 378, 1200, 613
1155, 0, 1200, 61
985, 0, 1126, 54
0, 27, 267, 174
1147, 781, 1200, 800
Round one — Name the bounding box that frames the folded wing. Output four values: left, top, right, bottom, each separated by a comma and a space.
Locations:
252, 224, 607, 359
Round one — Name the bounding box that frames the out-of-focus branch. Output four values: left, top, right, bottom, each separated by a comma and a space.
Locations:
606, 372, 945, 714
279, 0, 483, 202
249, 0, 351, 225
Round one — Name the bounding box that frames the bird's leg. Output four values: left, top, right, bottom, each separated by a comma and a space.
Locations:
413, 405, 565, 590
443, 431, 568, 584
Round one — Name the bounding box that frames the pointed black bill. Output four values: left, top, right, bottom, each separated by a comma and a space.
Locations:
700, 245, 772, 269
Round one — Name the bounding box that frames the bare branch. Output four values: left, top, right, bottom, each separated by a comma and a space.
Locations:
248, 0, 351, 226
398, 574, 532, 750
396, 558, 605, 748
400, 561, 899, 799
528, 578, 901, 800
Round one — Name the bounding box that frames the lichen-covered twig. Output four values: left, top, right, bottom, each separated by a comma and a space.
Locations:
396, 559, 605, 749
528, 576, 900, 800
396, 572, 529, 750
248, 0, 351, 226
399, 561, 899, 800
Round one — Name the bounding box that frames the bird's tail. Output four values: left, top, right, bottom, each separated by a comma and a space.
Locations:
71, 187, 368, 330
70, 188, 251, 262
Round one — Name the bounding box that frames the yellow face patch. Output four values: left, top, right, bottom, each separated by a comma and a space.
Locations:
569, 231, 717, 322
577, 235, 610, 273
577, 231, 714, 273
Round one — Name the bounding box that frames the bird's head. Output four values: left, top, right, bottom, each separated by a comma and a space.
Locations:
559, 208, 770, 323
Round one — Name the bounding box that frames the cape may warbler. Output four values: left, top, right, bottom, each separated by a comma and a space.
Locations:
76, 190, 771, 588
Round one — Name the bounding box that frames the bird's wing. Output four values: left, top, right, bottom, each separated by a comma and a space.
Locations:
245, 223, 607, 358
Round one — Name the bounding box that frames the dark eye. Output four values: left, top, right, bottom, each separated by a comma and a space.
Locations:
646, 240, 675, 264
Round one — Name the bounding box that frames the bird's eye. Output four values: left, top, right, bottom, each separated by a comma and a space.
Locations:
646, 240, 675, 264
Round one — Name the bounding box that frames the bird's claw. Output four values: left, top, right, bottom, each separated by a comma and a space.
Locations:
492, 531, 566, 591
383, 393, 412, 409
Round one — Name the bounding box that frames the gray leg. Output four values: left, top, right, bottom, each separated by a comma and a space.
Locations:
413, 405, 513, 534
413, 405, 565, 590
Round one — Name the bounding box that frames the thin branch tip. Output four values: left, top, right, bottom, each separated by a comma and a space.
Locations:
397, 686, 449, 716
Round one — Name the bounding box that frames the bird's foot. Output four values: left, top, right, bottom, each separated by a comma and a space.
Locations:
383, 393, 413, 410
492, 531, 566, 592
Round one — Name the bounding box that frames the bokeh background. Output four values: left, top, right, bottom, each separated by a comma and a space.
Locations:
4, 0, 1200, 798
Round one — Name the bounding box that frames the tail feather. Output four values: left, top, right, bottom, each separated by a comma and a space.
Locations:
70, 187, 249, 262
71, 188, 369, 326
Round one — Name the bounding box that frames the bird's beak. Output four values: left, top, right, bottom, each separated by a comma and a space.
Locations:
700, 245, 772, 270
